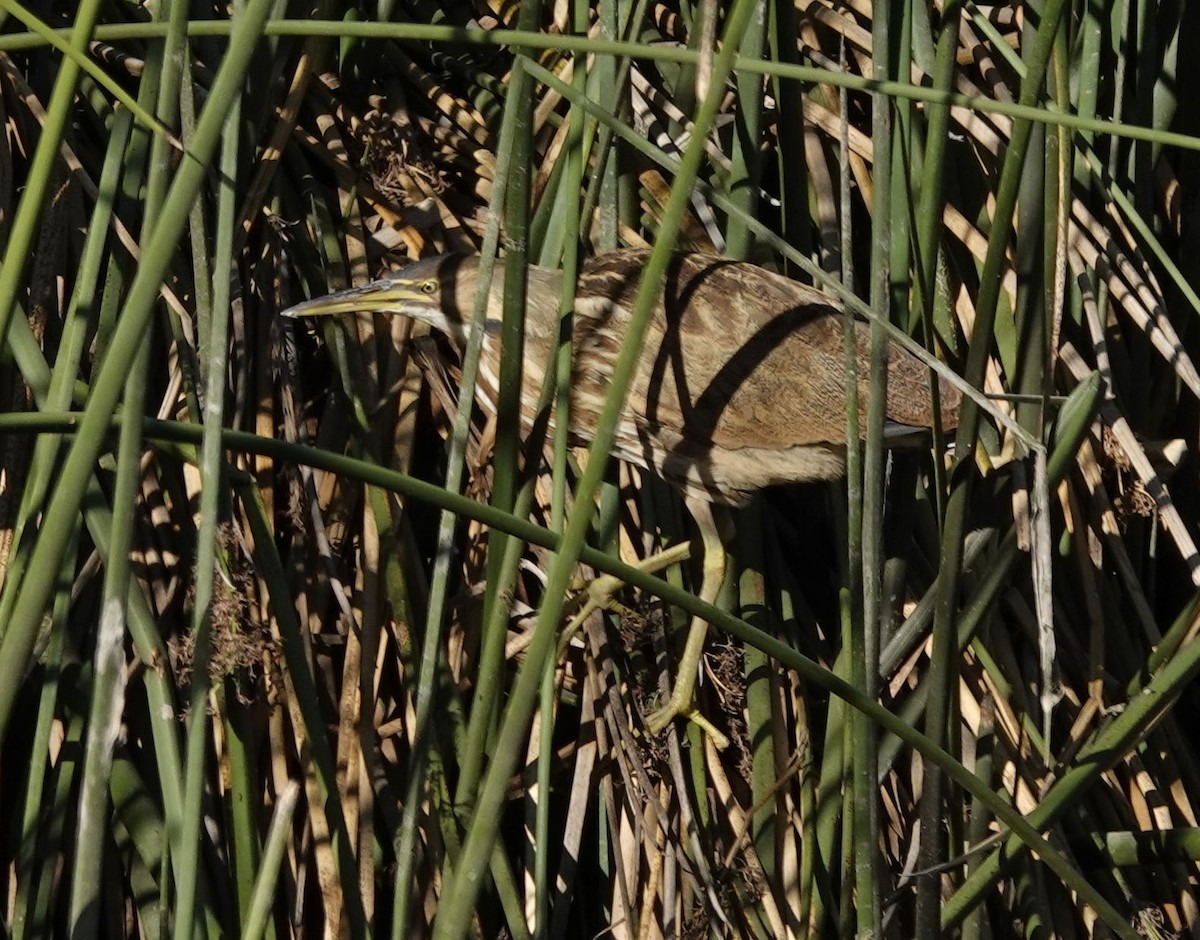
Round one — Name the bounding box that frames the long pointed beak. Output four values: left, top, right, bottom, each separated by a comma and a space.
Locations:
281, 281, 430, 318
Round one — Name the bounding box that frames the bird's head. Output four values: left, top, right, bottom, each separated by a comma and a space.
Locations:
282, 254, 490, 345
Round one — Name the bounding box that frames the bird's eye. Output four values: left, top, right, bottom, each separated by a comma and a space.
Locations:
420, 280, 437, 294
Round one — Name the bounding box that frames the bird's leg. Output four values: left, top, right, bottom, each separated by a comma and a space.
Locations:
646, 500, 732, 748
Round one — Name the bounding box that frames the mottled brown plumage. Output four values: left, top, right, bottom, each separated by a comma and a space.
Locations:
563, 251, 960, 503
284, 249, 961, 743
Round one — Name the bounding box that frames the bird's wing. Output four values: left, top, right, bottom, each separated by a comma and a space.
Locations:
583, 253, 926, 446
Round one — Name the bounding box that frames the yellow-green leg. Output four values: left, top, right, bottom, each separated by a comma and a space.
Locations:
645, 500, 732, 748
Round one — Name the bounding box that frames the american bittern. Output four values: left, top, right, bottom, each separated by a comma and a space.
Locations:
284, 249, 961, 741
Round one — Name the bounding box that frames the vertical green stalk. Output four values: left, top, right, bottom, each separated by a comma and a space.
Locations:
593, 0, 619, 251
767, 0, 809, 266
0, 0, 104, 350
71, 0, 182, 931
909, 0, 992, 925
446, 118, 524, 809
533, 657, 556, 939
551, 5, 587, 533
580, 0, 649, 250
724, 2, 766, 259
918, 0, 1069, 933
11, 555, 73, 938
536, 0, 589, 929
222, 684, 259, 925
834, 31, 873, 936
69, 341, 150, 939
910, 0, 966, 297
852, 0, 892, 922
1011, 0, 1048, 409
172, 19, 244, 940
462, 18, 545, 840
739, 517, 776, 880
891, 0, 917, 334
481, 0, 541, 674
32, 706, 88, 938
241, 782, 300, 940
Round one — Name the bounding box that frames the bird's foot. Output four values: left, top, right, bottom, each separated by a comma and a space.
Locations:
645, 695, 730, 750
583, 573, 640, 621
561, 575, 642, 648
582, 541, 696, 608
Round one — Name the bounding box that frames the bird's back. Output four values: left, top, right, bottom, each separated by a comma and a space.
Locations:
567, 250, 961, 504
